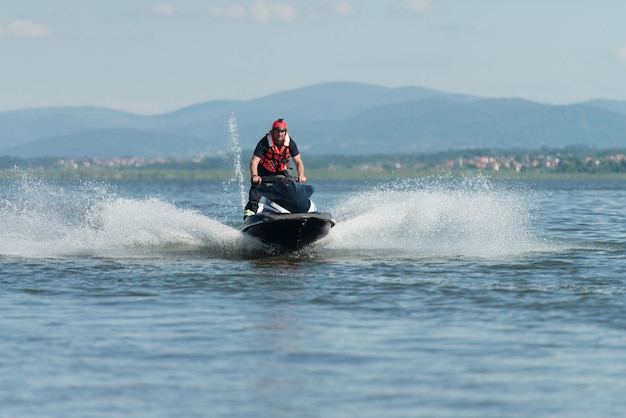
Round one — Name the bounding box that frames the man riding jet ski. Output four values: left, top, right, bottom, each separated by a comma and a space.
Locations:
241, 118, 334, 250
243, 118, 306, 220
241, 175, 335, 250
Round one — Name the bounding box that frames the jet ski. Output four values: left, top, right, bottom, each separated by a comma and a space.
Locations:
241, 175, 336, 250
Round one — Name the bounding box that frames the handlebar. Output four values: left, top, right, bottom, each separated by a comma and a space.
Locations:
257, 175, 297, 184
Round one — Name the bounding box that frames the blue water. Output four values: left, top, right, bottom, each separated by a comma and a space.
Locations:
1, 174, 626, 417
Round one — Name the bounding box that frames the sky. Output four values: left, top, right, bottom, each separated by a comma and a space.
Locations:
2, 0, 626, 114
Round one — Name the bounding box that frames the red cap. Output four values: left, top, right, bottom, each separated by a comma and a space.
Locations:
272, 118, 287, 131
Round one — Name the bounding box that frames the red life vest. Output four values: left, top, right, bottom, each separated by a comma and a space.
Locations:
260, 132, 291, 173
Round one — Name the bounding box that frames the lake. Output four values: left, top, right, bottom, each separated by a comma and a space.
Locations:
1, 174, 625, 417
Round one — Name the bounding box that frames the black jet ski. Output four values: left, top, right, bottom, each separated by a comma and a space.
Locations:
241, 176, 336, 250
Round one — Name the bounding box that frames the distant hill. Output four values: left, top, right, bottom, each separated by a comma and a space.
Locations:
1, 81, 626, 158
16, 129, 211, 159
582, 99, 626, 116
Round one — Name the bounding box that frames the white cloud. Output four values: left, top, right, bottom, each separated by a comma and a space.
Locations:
208, 5, 247, 20
271, 3, 297, 21
301, 2, 356, 20
249, 1, 271, 22
333, 1, 355, 17
0, 20, 52, 39
152, 4, 176, 16
208, 1, 296, 23
250, 1, 296, 22
391, 0, 431, 13
617, 46, 626, 62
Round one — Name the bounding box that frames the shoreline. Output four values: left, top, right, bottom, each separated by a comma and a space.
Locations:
3, 167, 626, 181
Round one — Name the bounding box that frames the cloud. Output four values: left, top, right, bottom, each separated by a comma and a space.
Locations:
391, 0, 431, 13
152, 4, 176, 16
333, 1, 355, 16
208, 1, 296, 23
300, 2, 357, 20
208, 5, 247, 20
617, 46, 626, 62
0, 20, 52, 39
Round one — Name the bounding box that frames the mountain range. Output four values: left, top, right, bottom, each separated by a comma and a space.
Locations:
1, 82, 626, 158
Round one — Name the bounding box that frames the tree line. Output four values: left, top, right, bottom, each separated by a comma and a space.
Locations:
1, 146, 626, 174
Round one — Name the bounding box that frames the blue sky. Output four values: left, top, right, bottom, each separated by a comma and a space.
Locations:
2, 0, 626, 114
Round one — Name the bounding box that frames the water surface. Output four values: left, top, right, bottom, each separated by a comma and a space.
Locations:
1, 175, 625, 417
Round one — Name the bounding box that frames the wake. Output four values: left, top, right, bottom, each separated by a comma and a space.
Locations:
0, 174, 253, 259
0, 172, 558, 260
321, 175, 556, 258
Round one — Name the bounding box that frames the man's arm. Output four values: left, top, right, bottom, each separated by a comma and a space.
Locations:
292, 154, 306, 183
250, 155, 262, 184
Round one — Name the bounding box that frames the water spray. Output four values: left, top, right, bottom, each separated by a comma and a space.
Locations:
226, 113, 246, 209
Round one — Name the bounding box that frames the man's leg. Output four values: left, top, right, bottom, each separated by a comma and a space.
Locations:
243, 183, 261, 219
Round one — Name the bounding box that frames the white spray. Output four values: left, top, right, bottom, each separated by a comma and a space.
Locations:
323, 175, 554, 258
0, 172, 246, 259
225, 113, 246, 210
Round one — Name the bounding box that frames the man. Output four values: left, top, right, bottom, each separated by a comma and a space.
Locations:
243, 118, 306, 219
